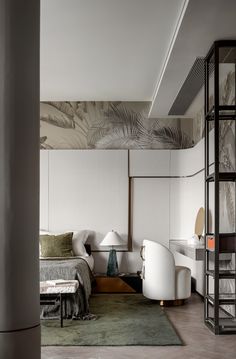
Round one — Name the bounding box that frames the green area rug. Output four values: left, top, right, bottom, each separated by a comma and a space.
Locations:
41, 294, 182, 346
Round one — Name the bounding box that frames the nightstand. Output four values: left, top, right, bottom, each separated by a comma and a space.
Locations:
93, 273, 142, 293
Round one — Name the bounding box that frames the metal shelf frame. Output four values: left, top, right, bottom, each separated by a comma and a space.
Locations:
204, 40, 236, 335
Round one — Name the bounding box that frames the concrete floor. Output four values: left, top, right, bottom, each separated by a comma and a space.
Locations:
41, 293, 236, 359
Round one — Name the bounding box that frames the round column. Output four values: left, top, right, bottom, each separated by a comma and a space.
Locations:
0, 1, 40, 358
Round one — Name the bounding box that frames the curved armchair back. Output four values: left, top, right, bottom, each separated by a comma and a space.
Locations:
142, 239, 175, 300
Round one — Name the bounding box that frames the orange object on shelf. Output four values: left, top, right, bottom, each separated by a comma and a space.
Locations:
207, 235, 215, 251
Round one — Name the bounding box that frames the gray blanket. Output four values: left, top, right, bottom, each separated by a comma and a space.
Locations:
40, 258, 94, 320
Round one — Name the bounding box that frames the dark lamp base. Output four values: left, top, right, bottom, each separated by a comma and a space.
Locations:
107, 249, 119, 277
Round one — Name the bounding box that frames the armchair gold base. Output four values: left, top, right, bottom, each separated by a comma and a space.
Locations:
160, 299, 185, 307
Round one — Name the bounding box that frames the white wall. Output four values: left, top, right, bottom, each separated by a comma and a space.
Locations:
129, 140, 206, 291
40, 150, 129, 250
132, 178, 170, 246
170, 138, 206, 295
128, 150, 171, 272
130, 177, 170, 273
129, 150, 170, 176
170, 172, 204, 240
170, 137, 204, 240
170, 131, 215, 239
40, 138, 207, 276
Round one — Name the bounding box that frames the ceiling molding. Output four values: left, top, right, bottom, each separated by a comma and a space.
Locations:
168, 57, 202, 116
168, 57, 215, 115
148, 0, 189, 116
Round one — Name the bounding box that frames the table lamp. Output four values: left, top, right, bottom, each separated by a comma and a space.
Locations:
100, 230, 124, 276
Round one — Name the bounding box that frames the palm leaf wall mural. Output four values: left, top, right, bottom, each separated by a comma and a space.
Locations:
152, 125, 194, 149
40, 113, 76, 129
40, 136, 53, 149
88, 103, 154, 149
40, 101, 193, 150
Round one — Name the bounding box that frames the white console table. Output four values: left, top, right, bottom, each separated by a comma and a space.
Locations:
169, 240, 204, 261
169, 240, 232, 261
170, 240, 232, 296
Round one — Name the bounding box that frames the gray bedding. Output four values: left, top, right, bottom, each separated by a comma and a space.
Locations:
40, 257, 95, 320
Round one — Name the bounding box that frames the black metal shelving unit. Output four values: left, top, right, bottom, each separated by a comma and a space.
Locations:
204, 40, 236, 334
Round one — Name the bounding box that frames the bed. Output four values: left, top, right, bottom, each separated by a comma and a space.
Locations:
40, 239, 96, 320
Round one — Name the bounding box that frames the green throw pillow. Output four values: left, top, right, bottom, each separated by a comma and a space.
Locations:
40, 232, 73, 257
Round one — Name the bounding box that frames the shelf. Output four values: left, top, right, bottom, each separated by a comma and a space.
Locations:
206, 293, 236, 305
206, 233, 236, 253
206, 269, 236, 279
205, 250, 232, 260
206, 105, 236, 120
220, 233, 236, 252
206, 172, 236, 182
206, 318, 236, 334
204, 41, 236, 335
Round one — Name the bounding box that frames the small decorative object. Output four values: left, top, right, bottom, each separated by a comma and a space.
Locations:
199, 235, 205, 245
194, 207, 204, 239
187, 234, 200, 245
100, 230, 124, 276
188, 207, 205, 245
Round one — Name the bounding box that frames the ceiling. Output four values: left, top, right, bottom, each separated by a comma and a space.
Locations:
40, 0, 186, 101
149, 0, 236, 117
41, 0, 236, 117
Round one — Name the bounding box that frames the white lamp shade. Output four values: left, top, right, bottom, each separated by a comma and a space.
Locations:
100, 230, 124, 247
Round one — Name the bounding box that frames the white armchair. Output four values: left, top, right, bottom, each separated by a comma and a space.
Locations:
141, 239, 191, 305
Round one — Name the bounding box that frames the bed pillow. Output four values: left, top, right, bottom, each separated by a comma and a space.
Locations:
39, 230, 50, 257
40, 232, 73, 258
72, 230, 91, 257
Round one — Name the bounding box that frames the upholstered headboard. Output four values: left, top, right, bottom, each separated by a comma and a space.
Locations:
85, 244, 92, 256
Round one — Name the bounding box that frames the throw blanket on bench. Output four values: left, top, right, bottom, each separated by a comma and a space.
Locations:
40, 258, 95, 320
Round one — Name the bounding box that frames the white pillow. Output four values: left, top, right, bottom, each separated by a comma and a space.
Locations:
71, 230, 91, 257
40, 230, 50, 235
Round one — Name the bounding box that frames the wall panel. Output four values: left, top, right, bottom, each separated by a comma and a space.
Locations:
129, 150, 170, 176
170, 171, 204, 240
48, 150, 128, 249
132, 178, 170, 249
